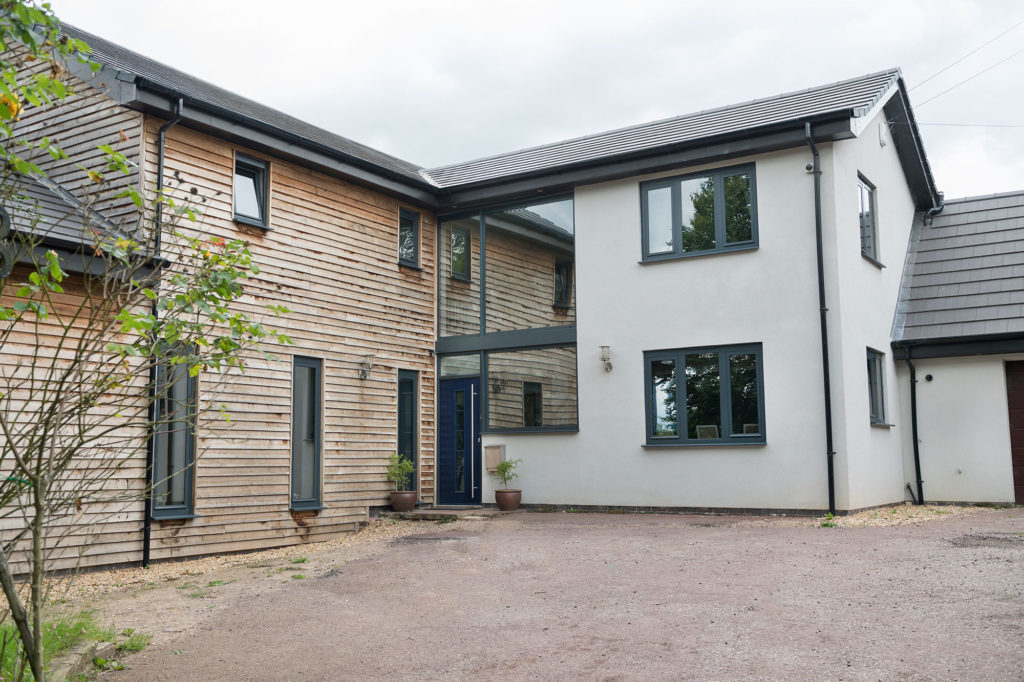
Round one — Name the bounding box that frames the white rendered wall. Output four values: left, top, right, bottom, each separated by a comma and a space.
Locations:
482, 147, 839, 511
896, 356, 1016, 503
826, 105, 918, 510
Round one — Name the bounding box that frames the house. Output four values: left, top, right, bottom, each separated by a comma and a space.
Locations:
2, 23, 1018, 570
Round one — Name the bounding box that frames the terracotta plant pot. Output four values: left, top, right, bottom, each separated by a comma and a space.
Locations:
494, 489, 522, 511
390, 490, 417, 512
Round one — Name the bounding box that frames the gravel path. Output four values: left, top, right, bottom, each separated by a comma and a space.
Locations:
62, 506, 1024, 679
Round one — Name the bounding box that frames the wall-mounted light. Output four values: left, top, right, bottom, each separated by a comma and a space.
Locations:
600, 345, 613, 372
358, 355, 374, 380
490, 371, 509, 394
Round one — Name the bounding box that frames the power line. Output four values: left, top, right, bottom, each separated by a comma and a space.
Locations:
915, 45, 1024, 107
911, 17, 1024, 91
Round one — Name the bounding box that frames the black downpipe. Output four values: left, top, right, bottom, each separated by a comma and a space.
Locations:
903, 350, 925, 505
143, 99, 184, 568
805, 122, 837, 516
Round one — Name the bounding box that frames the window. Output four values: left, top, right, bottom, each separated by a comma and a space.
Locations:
858, 174, 879, 263
399, 208, 419, 267
867, 349, 886, 424
152, 359, 197, 519
398, 370, 418, 491
523, 381, 543, 427
641, 164, 757, 261
291, 356, 322, 509
234, 153, 269, 228
554, 259, 572, 309
451, 225, 470, 281
644, 344, 765, 446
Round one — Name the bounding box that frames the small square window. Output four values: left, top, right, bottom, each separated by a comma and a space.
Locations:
858, 174, 880, 263
451, 225, 470, 281
867, 349, 886, 424
554, 259, 572, 308
234, 154, 269, 228
399, 208, 419, 267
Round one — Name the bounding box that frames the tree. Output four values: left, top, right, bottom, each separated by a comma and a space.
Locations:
0, 4, 288, 678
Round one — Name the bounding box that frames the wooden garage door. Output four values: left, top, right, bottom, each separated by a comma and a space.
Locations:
1004, 361, 1024, 503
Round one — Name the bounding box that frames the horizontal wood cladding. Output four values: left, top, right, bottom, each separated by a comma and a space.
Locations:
138, 119, 436, 563
11, 53, 144, 234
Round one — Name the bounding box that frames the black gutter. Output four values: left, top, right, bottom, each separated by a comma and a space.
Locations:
805, 122, 836, 516
902, 346, 925, 505
143, 98, 183, 569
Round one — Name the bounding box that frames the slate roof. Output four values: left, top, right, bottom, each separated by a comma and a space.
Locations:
63, 24, 427, 184
895, 190, 1024, 342
5, 174, 116, 246
422, 69, 901, 188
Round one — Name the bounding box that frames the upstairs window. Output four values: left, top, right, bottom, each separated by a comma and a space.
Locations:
450, 225, 470, 281
641, 164, 757, 262
867, 348, 886, 424
644, 343, 765, 446
858, 174, 880, 264
399, 208, 420, 267
523, 381, 543, 427
234, 153, 269, 229
553, 259, 572, 309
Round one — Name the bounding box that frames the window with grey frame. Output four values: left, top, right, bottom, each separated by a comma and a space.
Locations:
291, 356, 322, 509
399, 208, 419, 267
858, 174, 880, 263
867, 349, 886, 424
397, 370, 418, 491
523, 381, 543, 427
151, 359, 197, 519
644, 343, 765, 446
450, 225, 470, 281
553, 259, 572, 309
641, 164, 757, 262
234, 153, 269, 229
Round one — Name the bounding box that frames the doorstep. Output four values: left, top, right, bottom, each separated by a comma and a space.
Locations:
380, 506, 509, 521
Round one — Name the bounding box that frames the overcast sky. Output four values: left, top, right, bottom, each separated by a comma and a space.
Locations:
53, 0, 1023, 200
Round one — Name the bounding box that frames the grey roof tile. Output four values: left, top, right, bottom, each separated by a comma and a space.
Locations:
421, 69, 902, 188
895, 189, 1024, 342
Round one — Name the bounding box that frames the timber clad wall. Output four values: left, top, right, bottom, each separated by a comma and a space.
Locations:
142, 120, 437, 561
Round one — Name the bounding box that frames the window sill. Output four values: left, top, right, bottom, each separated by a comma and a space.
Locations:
151, 513, 199, 521
483, 427, 579, 435
398, 261, 423, 272
234, 215, 270, 230
449, 274, 471, 283
861, 253, 885, 269
639, 243, 757, 265
290, 504, 326, 512
642, 441, 766, 449
870, 421, 894, 429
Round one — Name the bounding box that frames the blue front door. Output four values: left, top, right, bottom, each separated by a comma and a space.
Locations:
438, 378, 481, 505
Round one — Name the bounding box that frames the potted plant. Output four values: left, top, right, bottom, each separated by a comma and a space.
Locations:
386, 452, 416, 512
493, 458, 523, 511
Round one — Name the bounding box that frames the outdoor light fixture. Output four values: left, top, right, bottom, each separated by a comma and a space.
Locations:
600, 345, 613, 372
358, 355, 374, 380
490, 371, 509, 394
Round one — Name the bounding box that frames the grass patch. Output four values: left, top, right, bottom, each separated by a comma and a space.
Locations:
435, 515, 457, 525
118, 631, 152, 654
291, 574, 305, 580
0, 611, 114, 680
819, 513, 836, 528
290, 557, 308, 564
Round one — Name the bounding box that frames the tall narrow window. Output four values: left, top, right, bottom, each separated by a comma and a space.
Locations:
450, 225, 470, 281
399, 208, 419, 267
858, 174, 879, 263
523, 381, 543, 427
234, 153, 269, 228
152, 359, 197, 519
397, 370, 418, 492
291, 357, 322, 509
867, 349, 886, 424
554, 259, 572, 309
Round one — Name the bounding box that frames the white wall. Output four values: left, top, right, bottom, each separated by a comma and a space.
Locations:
826, 104, 919, 510
896, 355, 1017, 503
482, 147, 839, 510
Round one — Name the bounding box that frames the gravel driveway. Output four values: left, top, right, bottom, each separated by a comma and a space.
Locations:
93, 508, 1023, 680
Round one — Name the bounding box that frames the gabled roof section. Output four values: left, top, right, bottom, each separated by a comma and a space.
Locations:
894, 190, 1024, 346
423, 69, 901, 189
61, 24, 434, 202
